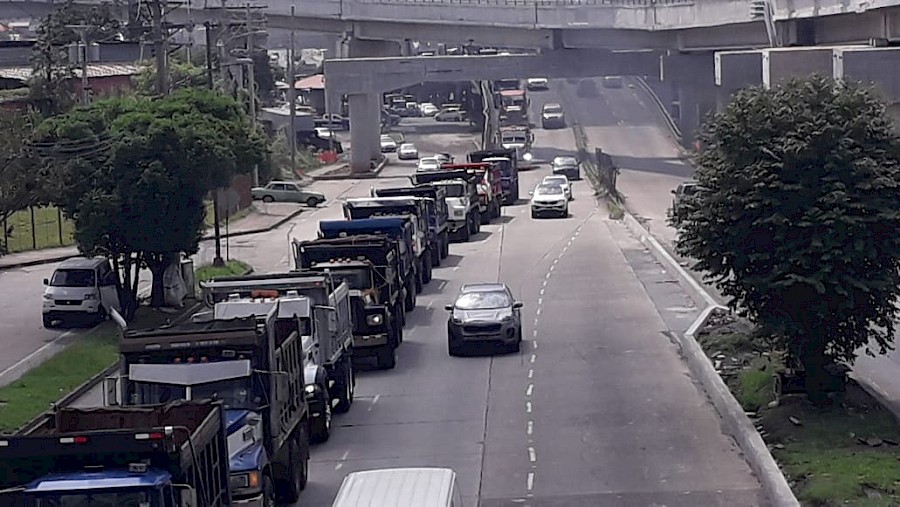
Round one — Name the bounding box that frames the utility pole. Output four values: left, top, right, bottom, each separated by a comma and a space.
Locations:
204, 21, 225, 268
150, 0, 169, 95
245, 2, 260, 187
66, 25, 92, 106
288, 5, 297, 175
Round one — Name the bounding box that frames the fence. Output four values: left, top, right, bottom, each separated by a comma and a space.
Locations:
2, 206, 74, 254
572, 123, 620, 200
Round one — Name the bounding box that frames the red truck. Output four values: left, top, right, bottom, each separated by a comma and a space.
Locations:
440, 162, 503, 223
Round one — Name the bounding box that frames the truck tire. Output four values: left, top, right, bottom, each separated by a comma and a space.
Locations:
334, 358, 354, 414
422, 251, 433, 283
432, 243, 442, 267
461, 222, 471, 242
310, 387, 332, 444
405, 279, 416, 312
441, 232, 450, 258
393, 307, 404, 343
375, 345, 397, 369
415, 266, 424, 293
277, 435, 308, 503
262, 475, 277, 507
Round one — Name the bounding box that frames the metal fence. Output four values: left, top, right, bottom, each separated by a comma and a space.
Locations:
2, 206, 73, 254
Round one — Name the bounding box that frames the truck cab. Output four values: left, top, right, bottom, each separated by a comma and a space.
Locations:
499, 126, 535, 169
439, 164, 503, 224
412, 172, 481, 242
469, 149, 521, 204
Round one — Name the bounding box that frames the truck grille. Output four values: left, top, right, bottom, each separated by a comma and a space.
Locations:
463, 323, 501, 334
55, 299, 83, 306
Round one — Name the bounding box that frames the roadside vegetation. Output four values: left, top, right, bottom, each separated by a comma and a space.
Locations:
195, 259, 252, 283
668, 75, 900, 505
4, 206, 75, 253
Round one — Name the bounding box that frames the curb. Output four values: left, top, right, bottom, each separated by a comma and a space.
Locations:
310, 157, 389, 181
621, 211, 799, 507
0, 210, 305, 272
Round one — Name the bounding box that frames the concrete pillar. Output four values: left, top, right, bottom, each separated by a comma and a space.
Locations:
347, 38, 402, 59
348, 92, 382, 174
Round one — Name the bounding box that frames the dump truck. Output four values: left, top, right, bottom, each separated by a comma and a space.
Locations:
104, 300, 313, 504
439, 164, 503, 224
0, 400, 232, 507
198, 272, 355, 443
498, 125, 535, 170
469, 148, 521, 203
294, 235, 406, 369
412, 171, 481, 242
372, 184, 450, 264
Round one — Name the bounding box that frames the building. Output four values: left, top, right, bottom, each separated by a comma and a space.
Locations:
0, 63, 143, 110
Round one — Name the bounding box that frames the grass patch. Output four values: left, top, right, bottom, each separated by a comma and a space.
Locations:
606, 200, 624, 220
3, 206, 75, 253
195, 259, 251, 283
698, 316, 900, 506
0, 304, 204, 433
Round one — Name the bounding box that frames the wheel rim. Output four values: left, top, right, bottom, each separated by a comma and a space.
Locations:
324, 393, 332, 430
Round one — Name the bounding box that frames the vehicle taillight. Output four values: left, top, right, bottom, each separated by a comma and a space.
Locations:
60, 436, 89, 444
135, 432, 165, 440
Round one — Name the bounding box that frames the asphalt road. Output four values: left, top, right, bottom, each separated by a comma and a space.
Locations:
62, 105, 766, 505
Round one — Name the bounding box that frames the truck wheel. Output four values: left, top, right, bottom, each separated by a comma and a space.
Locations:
422, 252, 433, 283
334, 359, 353, 414
310, 388, 331, 444
461, 222, 471, 242
376, 345, 397, 369
432, 244, 442, 267
262, 475, 277, 507
415, 268, 424, 293
278, 437, 307, 503
441, 233, 450, 258
263, 195, 275, 203
42, 315, 56, 329
405, 279, 416, 312
393, 307, 404, 343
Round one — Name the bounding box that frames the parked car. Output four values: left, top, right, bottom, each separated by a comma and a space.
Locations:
445, 283, 523, 356
435, 153, 454, 164
315, 127, 337, 140
530, 183, 569, 218
417, 156, 441, 172
670, 181, 703, 216
542, 174, 573, 201
42, 257, 123, 328
526, 77, 549, 91
435, 108, 467, 122
398, 143, 419, 160
551, 156, 581, 180
419, 102, 439, 116
380, 135, 398, 153
541, 103, 565, 129
251, 180, 326, 207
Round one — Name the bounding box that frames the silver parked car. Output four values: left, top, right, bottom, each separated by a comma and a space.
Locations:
398, 143, 419, 160
446, 283, 523, 356
251, 181, 326, 207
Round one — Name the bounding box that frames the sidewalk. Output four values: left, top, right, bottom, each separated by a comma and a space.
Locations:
0, 202, 305, 271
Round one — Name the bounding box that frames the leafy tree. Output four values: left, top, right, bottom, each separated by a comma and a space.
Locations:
0, 112, 41, 255
669, 75, 900, 403
34, 89, 268, 307
134, 61, 209, 95
29, 1, 122, 116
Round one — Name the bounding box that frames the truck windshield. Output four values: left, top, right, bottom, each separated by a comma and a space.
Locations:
440, 185, 466, 198
36, 490, 157, 507
50, 269, 95, 287
192, 377, 260, 410
127, 382, 187, 405
502, 135, 526, 144
330, 268, 374, 290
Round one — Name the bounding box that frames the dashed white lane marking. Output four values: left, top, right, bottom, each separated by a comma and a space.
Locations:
368, 394, 381, 412
537, 297, 542, 306
532, 329, 538, 337
527, 472, 535, 491
532, 341, 537, 349
539, 288, 545, 295
335, 450, 350, 470
545, 272, 551, 279
426, 301, 433, 309
530, 354, 536, 364
453, 266, 460, 271
526, 401, 533, 413
526, 384, 534, 396
528, 447, 537, 462
536, 307, 541, 316
528, 369, 533, 379
527, 420, 534, 435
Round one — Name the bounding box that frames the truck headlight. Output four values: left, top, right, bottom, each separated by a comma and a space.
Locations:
83, 294, 97, 300
229, 471, 260, 491
304, 385, 317, 395
523, 152, 533, 161
43, 293, 53, 300
366, 314, 384, 326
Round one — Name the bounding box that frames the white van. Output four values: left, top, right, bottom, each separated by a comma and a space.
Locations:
332, 468, 464, 507
42, 257, 122, 328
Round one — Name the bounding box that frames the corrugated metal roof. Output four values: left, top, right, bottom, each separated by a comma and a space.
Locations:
0, 63, 143, 82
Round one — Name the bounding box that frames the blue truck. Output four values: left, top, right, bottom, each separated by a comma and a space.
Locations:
0, 400, 231, 507
103, 299, 312, 506
319, 217, 420, 310
371, 184, 451, 265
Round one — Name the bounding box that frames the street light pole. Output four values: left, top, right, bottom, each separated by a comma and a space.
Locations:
289, 5, 297, 177
205, 22, 225, 268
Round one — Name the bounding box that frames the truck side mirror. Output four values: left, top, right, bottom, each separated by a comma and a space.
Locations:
43, 278, 49, 285
103, 376, 119, 406
513, 302, 524, 309
174, 485, 197, 507
444, 304, 454, 311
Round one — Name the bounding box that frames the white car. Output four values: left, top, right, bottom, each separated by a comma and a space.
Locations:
315, 127, 336, 140
398, 143, 419, 160
435, 108, 466, 122
42, 257, 123, 328
551, 156, 577, 170
419, 102, 439, 116
541, 103, 565, 129
542, 175, 573, 201
526, 77, 549, 90
417, 156, 441, 172
380, 135, 398, 153
530, 183, 568, 218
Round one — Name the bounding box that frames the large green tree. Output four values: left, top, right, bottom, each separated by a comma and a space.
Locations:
33, 89, 268, 307
29, 1, 122, 116
0, 112, 42, 255
669, 75, 900, 403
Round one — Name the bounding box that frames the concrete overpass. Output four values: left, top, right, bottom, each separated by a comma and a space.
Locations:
5, 0, 900, 51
